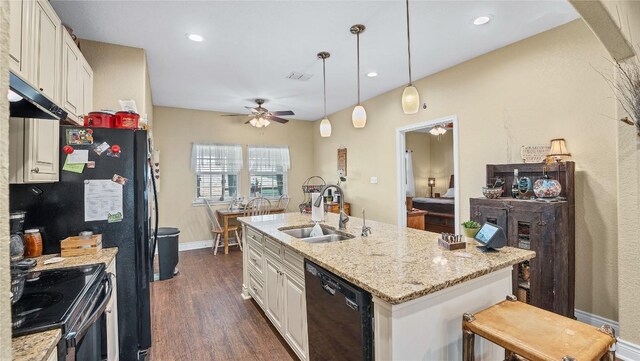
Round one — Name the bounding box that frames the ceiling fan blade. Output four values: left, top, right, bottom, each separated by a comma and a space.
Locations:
222, 114, 250, 117
245, 106, 260, 114
244, 119, 254, 124
266, 115, 289, 124
269, 110, 295, 116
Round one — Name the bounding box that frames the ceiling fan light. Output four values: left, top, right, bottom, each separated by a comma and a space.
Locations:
352, 105, 367, 128
320, 117, 332, 137
249, 118, 258, 127
263, 119, 270, 127
402, 85, 419, 114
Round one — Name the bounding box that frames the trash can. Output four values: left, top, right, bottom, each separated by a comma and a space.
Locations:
157, 227, 180, 281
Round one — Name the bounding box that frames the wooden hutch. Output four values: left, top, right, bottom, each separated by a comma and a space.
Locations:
470, 162, 575, 318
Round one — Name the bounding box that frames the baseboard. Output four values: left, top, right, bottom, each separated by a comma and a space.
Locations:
575, 309, 640, 360
178, 240, 213, 251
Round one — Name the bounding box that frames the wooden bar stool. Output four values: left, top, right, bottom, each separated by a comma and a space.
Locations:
462, 296, 616, 361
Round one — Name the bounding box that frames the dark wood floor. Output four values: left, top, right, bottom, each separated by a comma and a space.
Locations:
148, 248, 297, 361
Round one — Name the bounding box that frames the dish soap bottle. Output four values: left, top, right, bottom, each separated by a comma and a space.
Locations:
511, 169, 519, 199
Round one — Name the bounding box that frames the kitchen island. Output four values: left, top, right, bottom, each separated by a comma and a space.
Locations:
239, 212, 535, 361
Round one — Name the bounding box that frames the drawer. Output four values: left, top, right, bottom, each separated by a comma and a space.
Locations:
246, 227, 263, 246
248, 271, 264, 308
283, 247, 304, 279
264, 236, 282, 258
247, 246, 263, 278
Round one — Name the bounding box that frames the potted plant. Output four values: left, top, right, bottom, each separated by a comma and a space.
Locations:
461, 221, 481, 238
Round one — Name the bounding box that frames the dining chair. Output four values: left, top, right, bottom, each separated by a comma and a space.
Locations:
276, 194, 290, 210
244, 197, 272, 216
203, 198, 241, 255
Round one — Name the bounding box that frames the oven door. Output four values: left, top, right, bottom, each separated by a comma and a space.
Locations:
65, 273, 113, 361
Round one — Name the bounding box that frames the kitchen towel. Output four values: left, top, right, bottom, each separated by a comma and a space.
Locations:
311, 192, 324, 222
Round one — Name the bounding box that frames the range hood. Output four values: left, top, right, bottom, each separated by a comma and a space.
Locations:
8, 72, 67, 120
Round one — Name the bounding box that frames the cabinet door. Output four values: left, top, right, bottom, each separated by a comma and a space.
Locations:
24, 119, 59, 182
284, 273, 308, 361
61, 30, 80, 122
33, 0, 61, 102
9, 0, 32, 79
264, 256, 284, 331
471, 205, 508, 235
106, 260, 120, 361
80, 58, 94, 118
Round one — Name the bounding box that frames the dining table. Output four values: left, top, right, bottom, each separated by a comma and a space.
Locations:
215, 207, 286, 254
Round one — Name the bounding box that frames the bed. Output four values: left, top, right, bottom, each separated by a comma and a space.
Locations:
411, 175, 455, 233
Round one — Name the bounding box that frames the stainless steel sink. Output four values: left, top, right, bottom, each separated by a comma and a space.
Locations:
278, 226, 355, 244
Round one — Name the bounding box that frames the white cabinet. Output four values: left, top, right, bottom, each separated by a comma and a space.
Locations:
80, 57, 94, 118
61, 29, 80, 123
106, 259, 120, 361
243, 227, 308, 361
9, 118, 59, 184
283, 273, 308, 360
9, 0, 32, 79
32, 0, 61, 102
264, 254, 284, 330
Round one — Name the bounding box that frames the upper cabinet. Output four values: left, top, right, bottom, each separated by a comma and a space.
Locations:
9, 118, 60, 184
32, 0, 61, 103
9, 0, 32, 79
10, 0, 94, 125
61, 29, 81, 122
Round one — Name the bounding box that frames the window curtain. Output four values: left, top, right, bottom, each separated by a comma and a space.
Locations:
248, 145, 291, 173
191, 143, 243, 173
405, 150, 416, 197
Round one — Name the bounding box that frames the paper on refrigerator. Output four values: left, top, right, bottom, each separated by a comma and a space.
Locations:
84, 179, 124, 222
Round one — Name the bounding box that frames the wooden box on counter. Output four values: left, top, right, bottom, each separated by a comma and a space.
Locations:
61, 234, 103, 257
326, 202, 351, 216
470, 162, 575, 318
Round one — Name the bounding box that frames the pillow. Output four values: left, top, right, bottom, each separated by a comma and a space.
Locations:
442, 188, 455, 198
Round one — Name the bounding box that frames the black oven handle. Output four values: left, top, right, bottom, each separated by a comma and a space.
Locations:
65, 272, 113, 361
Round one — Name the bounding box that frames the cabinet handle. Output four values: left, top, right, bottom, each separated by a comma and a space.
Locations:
31, 167, 39, 173
39, 88, 43, 91
252, 286, 258, 293
473, 211, 482, 217
106, 307, 112, 314
250, 257, 257, 264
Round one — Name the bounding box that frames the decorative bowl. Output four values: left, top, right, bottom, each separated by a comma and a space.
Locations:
482, 187, 504, 199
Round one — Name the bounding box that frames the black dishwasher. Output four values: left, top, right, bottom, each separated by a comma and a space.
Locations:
305, 260, 373, 361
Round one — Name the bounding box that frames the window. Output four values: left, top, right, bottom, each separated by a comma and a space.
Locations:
192, 143, 243, 202
248, 145, 290, 198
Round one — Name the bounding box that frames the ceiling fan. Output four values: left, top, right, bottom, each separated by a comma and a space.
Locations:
222, 99, 294, 128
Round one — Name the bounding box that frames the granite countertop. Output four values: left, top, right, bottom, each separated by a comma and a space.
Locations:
32, 247, 118, 271
239, 213, 535, 305
13, 329, 61, 361
12, 247, 118, 361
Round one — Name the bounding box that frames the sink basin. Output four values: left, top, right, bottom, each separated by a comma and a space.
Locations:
278, 226, 355, 244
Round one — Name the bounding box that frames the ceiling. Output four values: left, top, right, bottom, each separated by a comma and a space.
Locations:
51, 1, 578, 121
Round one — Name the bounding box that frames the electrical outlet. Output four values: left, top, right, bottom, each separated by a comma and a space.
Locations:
370, 176, 378, 184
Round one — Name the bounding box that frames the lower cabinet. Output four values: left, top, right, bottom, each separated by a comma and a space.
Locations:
244, 226, 308, 361
106, 259, 119, 361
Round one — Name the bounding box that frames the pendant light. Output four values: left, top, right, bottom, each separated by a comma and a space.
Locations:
318, 51, 332, 137
402, 0, 419, 114
350, 24, 367, 128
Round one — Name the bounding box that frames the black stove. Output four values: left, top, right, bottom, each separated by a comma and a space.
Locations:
12, 264, 106, 337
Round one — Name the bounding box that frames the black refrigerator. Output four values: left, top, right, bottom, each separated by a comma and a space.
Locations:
10, 126, 157, 361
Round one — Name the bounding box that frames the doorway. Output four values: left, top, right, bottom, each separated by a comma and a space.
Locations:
396, 115, 460, 233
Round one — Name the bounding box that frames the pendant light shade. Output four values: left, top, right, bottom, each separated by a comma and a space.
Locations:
317, 51, 332, 137
402, 0, 420, 114
320, 117, 332, 137
350, 24, 367, 128
352, 106, 367, 128
402, 85, 419, 114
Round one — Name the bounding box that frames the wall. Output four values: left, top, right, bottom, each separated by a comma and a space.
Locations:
0, 1, 10, 357
153, 106, 315, 243
578, 0, 640, 345
406, 131, 454, 197
79, 39, 153, 118
313, 20, 619, 320
405, 132, 430, 197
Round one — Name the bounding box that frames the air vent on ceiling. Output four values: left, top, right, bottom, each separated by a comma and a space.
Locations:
286, 72, 313, 81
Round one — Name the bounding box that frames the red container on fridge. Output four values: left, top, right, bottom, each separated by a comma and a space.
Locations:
84, 112, 115, 128
114, 111, 140, 129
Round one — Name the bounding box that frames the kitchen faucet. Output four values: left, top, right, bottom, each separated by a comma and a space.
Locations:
314, 184, 349, 230
361, 209, 371, 237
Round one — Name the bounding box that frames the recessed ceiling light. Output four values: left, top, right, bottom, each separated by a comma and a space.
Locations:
187, 33, 204, 42
367, 72, 378, 78
473, 16, 491, 26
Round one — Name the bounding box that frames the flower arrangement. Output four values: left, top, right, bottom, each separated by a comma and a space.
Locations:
602, 57, 640, 136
